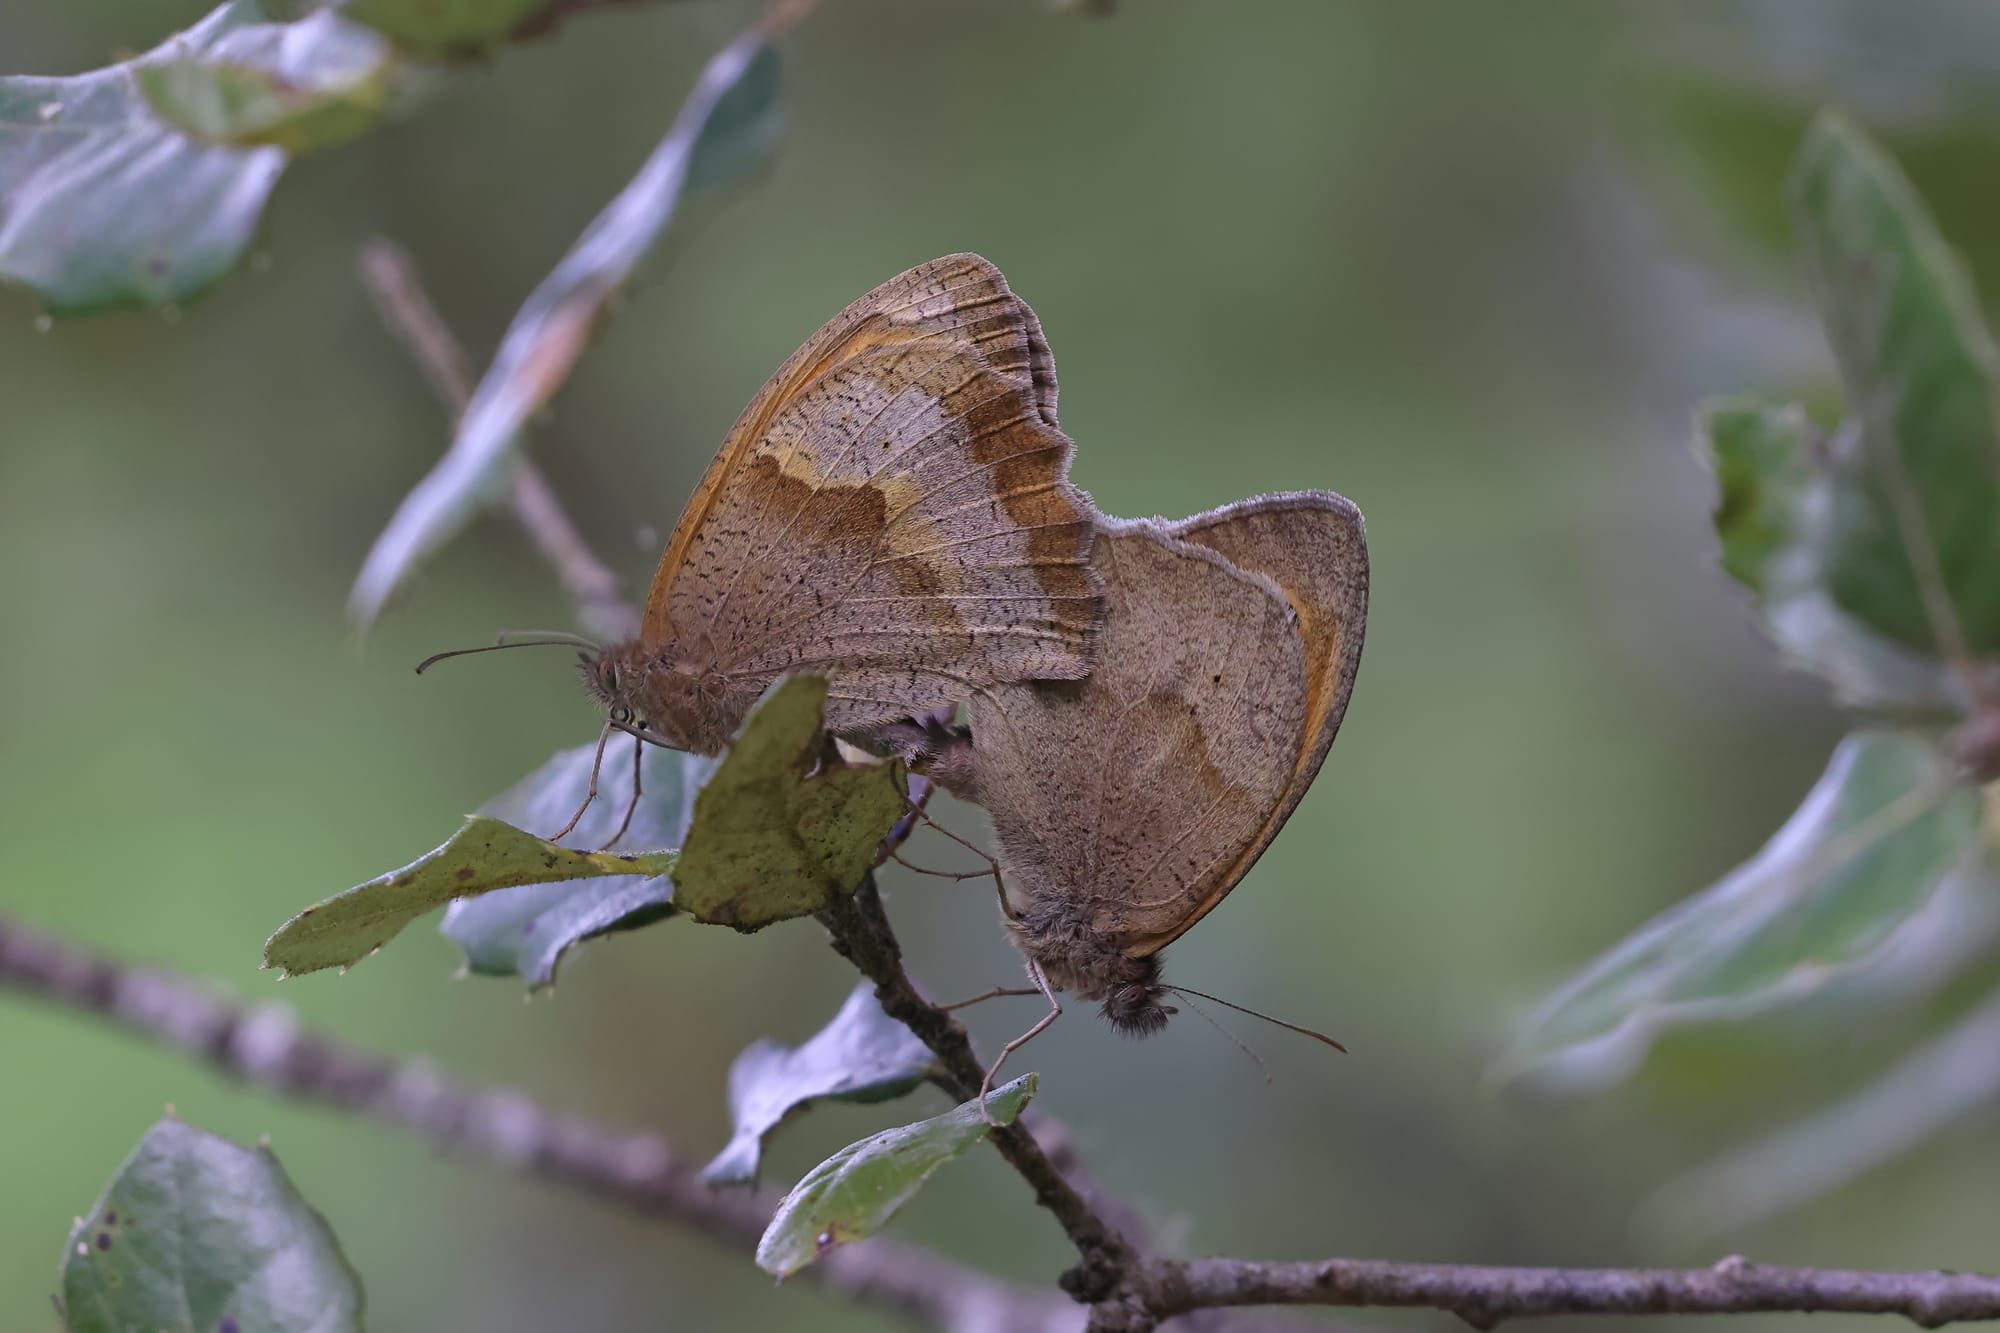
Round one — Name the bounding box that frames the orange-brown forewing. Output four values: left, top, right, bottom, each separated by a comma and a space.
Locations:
640, 254, 1099, 741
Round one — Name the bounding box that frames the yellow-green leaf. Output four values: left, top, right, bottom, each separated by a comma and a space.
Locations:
673, 676, 907, 931
755, 1075, 1036, 1279
264, 814, 674, 977
134, 10, 412, 154
440, 742, 711, 987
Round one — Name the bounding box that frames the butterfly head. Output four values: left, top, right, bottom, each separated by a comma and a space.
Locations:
578, 644, 641, 716
577, 642, 735, 754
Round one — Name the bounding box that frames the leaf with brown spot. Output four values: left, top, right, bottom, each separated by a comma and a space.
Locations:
60, 1119, 363, 1330
672, 675, 908, 930
263, 815, 675, 977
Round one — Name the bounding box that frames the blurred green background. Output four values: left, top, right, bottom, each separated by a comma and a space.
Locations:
6, 1, 2000, 1328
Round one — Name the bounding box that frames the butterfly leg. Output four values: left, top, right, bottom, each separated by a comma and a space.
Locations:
595, 732, 645, 851
908, 806, 1013, 918
937, 984, 1043, 1012
890, 850, 992, 882
548, 717, 614, 843
979, 959, 1061, 1127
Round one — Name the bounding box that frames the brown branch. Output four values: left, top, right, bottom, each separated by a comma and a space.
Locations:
0, 913, 1076, 1333
356, 239, 639, 644
12, 917, 1995, 1333
818, 878, 1138, 1308
814, 881, 2000, 1332
1140, 1254, 2000, 1330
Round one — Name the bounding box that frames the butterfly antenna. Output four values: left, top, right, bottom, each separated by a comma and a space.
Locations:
548, 718, 615, 843
1173, 990, 1272, 1084
1165, 985, 1347, 1053
414, 633, 601, 674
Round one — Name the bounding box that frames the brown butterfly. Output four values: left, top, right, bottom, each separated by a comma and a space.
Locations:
588, 253, 1102, 754
427, 255, 1103, 828
925, 492, 1367, 1068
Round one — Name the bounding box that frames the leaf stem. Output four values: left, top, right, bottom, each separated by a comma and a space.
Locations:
355, 238, 639, 643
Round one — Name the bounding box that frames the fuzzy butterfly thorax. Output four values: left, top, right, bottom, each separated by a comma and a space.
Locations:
1006, 903, 1175, 1035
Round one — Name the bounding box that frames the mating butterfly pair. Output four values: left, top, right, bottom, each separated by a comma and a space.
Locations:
468, 255, 1368, 1050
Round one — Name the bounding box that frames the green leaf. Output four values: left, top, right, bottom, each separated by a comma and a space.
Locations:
704, 982, 937, 1189
59, 1118, 364, 1333
440, 744, 714, 986
1497, 731, 1982, 1087
1701, 396, 1966, 710
343, 0, 546, 57
135, 10, 411, 154
0, 2, 286, 312
265, 814, 675, 977
1646, 968, 2000, 1238
754, 1075, 1036, 1280
347, 30, 787, 624
672, 676, 907, 931
1787, 110, 2000, 655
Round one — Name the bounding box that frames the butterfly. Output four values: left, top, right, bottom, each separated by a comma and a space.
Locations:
571, 253, 1103, 758
925, 492, 1368, 1049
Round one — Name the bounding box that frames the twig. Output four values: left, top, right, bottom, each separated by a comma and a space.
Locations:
813, 878, 2000, 1331
356, 239, 639, 644
0, 913, 1075, 1333
12, 913, 1995, 1332
1138, 1254, 2000, 1330
817, 878, 1138, 1308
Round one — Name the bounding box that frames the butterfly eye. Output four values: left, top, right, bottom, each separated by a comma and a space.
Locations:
602, 663, 621, 694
